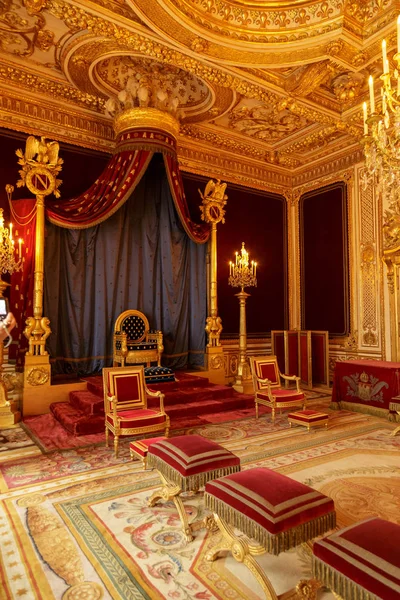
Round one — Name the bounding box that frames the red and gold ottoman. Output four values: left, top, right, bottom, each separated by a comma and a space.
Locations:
288, 409, 329, 432
312, 517, 400, 600
129, 436, 166, 468
147, 434, 240, 542
205, 467, 335, 599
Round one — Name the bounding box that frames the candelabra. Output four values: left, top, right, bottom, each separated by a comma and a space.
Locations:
229, 242, 257, 392
361, 15, 400, 250
0, 207, 23, 426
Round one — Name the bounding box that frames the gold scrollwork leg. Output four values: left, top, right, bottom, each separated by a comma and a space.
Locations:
255, 401, 259, 419
391, 424, 400, 437
105, 427, 109, 447
148, 471, 194, 542
207, 513, 278, 600
296, 578, 323, 599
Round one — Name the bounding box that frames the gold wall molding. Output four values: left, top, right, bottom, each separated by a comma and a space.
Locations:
0, 89, 114, 150
358, 168, 379, 348
0, 61, 104, 112
178, 142, 291, 194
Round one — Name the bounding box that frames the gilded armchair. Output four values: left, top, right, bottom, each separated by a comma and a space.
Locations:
250, 355, 306, 423
103, 366, 170, 457
113, 309, 163, 367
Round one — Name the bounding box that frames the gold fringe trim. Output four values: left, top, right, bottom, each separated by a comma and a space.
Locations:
146, 454, 240, 492
205, 493, 336, 556
329, 402, 340, 411
339, 401, 389, 419
312, 556, 377, 600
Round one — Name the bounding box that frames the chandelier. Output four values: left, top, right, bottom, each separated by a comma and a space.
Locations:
0, 209, 23, 278
361, 16, 400, 211
229, 242, 257, 291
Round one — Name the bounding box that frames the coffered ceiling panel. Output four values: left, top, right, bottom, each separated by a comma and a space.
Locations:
0, 0, 397, 187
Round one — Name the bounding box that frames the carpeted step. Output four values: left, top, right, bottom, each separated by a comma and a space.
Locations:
86, 380, 103, 398
164, 399, 226, 419
69, 390, 104, 415
147, 384, 235, 407
50, 402, 105, 435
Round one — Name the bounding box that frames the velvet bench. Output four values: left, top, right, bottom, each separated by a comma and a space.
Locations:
147, 434, 240, 542
312, 517, 400, 600
204, 467, 336, 600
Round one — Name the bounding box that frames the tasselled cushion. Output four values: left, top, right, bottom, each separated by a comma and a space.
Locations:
146, 434, 240, 492
205, 467, 335, 555
313, 517, 400, 600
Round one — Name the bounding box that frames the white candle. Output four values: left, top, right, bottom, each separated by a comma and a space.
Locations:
18, 238, 22, 258
9, 222, 12, 240
397, 15, 400, 54
254, 262, 257, 277
229, 262, 232, 276
363, 102, 368, 134
369, 76, 375, 113
235, 251, 238, 265
382, 39, 389, 73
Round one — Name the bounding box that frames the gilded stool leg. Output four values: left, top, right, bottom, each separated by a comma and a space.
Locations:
105, 427, 109, 447
391, 424, 400, 437
114, 435, 119, 458
255, 401, 259, 419
207, 514, 278, 600
271, 407, 276, 423
148, 472, 194, 542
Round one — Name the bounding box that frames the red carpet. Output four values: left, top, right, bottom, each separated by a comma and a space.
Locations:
47, 372, 255, 435
22, 405, 266, 452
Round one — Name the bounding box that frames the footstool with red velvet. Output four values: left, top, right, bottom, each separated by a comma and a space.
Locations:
129, 436, 166, 468
204, 467, 336, 599
312, 517, 400, 600
147, 434, 240, 542
288, 409, 329, 432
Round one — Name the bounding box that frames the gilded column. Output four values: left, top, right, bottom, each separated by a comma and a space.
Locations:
285, 189, 301, 330
14, 136, 63, 391
199, 179, 227, 384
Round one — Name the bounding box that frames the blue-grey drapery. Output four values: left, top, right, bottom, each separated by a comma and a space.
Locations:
44, 155, 207, 375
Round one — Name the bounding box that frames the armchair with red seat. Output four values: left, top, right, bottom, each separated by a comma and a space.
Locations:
249, 355, 306, 422
103, 366, 170, 458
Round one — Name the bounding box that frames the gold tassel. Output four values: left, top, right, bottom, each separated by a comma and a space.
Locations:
339, 401, 388, 419
146, 454, 240, 492
312, 557, 375, 600
205, 493, 336, 556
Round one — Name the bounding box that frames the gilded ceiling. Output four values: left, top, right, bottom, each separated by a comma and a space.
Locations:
0, 0, 397, 189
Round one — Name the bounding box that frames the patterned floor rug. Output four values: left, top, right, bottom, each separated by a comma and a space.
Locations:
0, 425, 41, 462
1, 405, 399, 600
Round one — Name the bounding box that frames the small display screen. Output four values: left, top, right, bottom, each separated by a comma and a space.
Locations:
0, 298, 8, 317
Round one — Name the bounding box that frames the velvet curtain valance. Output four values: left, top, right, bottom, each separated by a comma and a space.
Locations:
45, 129, 210, 244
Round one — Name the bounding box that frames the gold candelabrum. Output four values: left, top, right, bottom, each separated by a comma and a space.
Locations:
361, 15, 400, 250
0, 208, 23, 425
228, 242, 257, 392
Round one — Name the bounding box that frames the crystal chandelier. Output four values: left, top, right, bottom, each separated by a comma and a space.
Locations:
229, 242, 257, 291
0, 209, 23, 278
361, 16, 400, 209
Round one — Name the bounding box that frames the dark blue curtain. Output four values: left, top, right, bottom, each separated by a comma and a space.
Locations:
44, 155, 207, 375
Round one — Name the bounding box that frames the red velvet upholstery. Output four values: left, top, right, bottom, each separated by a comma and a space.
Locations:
106, 410, 167, 428
288, 410, 328, 423
313, 517, 400, 600
255, 361, 280, 388
129, 436, 166, 459
257, 390, 304, 401
205, 467, 335, 554
107, 371, 142, 406
147, 434, 240, 491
